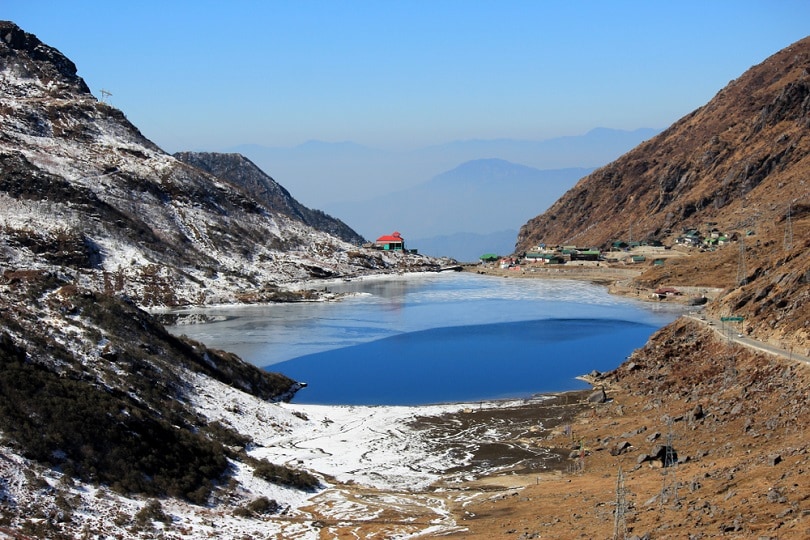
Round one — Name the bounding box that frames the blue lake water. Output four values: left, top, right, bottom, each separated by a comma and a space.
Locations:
168, 272, 681, 405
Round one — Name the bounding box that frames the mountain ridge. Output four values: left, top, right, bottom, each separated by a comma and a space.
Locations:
324, 160, 591, 243
173, 151, 366, 244
516, 35, 810, 353
231, 127, 658, 208
0, 21, 438, 308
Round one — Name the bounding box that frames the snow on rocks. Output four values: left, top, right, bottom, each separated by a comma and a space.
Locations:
187, 371, 475, 492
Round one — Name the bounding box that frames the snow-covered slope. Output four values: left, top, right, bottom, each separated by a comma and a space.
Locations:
0, 20, 457, 538
0, 21, 442, 307
174, 151, 367, 245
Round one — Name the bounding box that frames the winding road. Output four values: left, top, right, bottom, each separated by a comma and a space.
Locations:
685, 313, 810, 366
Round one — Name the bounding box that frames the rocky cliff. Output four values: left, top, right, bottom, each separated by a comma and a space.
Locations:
517, 36, 810, 354
174, 151, 366, 245
0, 21, 436, 308
0, 19, 440, 522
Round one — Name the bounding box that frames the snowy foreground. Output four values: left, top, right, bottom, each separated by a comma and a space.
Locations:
1, 369, 547, 539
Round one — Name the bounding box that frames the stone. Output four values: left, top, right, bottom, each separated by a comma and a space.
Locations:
610, 441, 632, 456
587, 387, 607, 403
650, 444, 678, 467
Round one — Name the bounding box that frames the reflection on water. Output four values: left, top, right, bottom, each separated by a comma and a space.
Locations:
277, 318, 657, 405
166, 273, 681, 404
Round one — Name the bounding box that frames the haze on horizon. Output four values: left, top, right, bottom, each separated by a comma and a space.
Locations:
5, 1, 809, 213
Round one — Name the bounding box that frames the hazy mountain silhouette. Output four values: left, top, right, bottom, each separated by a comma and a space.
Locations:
230, 128, 658, 208
323, 159, 591, 258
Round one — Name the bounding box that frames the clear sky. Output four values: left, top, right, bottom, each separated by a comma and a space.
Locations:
4, 1, 809, 153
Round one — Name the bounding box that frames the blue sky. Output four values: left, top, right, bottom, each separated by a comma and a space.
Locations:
5, 1, 809, 153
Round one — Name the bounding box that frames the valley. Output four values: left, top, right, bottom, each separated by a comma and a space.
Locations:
0, 18, 807, 540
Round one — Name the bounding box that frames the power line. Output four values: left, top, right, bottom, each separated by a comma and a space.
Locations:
784, 203, 793, 252
736, 235, 747, 286
613, 466, 628, 540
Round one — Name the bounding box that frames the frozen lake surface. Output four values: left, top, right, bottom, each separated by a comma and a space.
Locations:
168, 272, 681, 405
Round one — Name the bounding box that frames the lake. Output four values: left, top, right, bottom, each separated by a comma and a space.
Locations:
167, 272, 681, 405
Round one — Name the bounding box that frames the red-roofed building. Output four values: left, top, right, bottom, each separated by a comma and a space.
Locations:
375, 231, 405, 251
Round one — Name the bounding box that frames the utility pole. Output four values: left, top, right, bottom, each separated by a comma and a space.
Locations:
613, 467, 628, 540
100, 89, 112, 103
736, 235, 748, 286
661, 419, 679, 508
784, 203, 793, 251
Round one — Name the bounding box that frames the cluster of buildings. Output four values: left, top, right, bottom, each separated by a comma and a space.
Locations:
674, 227, 738, 248
482, 245, 607, 269
486, 226, 738, 268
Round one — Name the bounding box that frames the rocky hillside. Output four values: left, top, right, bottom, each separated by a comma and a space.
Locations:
0, 21, 439, 308
517, 36, 809, 354
0, 19, 448, 531
174, 151, 365, 245
444, 318, 810, 539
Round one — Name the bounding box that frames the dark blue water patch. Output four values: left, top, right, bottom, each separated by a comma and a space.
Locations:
267, 318, 657, 406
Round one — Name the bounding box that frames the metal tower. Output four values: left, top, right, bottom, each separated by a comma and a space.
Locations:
736, 235, 748, 286
613, 467, 628, 540
784, 203, 793, 251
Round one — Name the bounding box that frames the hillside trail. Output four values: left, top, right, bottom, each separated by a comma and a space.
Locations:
687, 314, 810, 366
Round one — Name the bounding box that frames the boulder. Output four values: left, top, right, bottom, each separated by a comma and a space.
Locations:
610, 441, 632, 456
649, 444, 678, 467
688, 404, 704, 422
587, 387, 608, 403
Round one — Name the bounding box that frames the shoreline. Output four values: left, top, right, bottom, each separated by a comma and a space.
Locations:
463, 262, 726, 305
154, 265, 810, 537
461, 261, 642, 283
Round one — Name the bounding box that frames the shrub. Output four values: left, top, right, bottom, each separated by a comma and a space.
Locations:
134, 499, 171, 528
0, 344, 229, 503
252, 459, 320, 491
233, 496, 280, 518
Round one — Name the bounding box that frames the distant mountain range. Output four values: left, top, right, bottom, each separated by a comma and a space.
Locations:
230, 127, 659, 209
323, 159, 592, 260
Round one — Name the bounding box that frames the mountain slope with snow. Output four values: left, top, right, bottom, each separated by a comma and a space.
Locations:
0, 20, 455, 537
0, 21, 439, 308
173, 151, 366, 245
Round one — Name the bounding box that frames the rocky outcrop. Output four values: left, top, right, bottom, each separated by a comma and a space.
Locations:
0, 21, 438, 307
1, 21, 90, 95
174, 151, 365, 245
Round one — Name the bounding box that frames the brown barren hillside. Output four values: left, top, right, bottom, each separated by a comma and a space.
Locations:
435, 319, 810, 540
517, 36, 810, 355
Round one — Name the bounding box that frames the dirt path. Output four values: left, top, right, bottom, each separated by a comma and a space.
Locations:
687, 313, 810, 366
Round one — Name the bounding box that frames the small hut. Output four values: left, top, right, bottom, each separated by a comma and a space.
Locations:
375, 231, 405, 251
